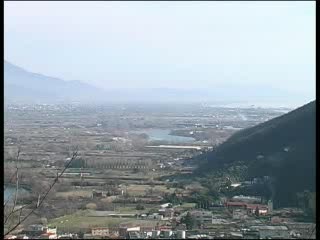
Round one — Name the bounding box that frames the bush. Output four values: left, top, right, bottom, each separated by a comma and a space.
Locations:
86, 203, 97, 210
136, 204, 145, 210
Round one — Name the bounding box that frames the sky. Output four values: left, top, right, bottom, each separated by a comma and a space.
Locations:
4, 1, 315, 99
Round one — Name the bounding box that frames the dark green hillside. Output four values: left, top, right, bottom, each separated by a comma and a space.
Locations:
215, 101, 315, 164
197, 101, 316, 207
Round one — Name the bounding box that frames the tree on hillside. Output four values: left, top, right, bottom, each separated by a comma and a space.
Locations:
181, 212, 196, 230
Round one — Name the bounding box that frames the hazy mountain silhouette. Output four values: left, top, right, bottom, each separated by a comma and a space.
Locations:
4, 61, 108, 103
4, 61, 309, 105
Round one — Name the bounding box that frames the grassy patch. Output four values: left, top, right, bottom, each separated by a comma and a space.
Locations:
55, 190, 92, 199
126, 184, 175, 196
48, 210, 129, 228
48, 210, 162, 229
179, 202, 196, 209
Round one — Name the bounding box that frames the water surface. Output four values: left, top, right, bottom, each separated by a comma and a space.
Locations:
132, 128, 195, 143
4, 186, 28, 201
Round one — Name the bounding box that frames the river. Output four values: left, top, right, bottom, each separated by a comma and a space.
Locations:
132, 128, 195, 143
4, 186, 28, 201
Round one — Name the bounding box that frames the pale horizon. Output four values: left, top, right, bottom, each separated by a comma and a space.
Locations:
4, 1, 315, 101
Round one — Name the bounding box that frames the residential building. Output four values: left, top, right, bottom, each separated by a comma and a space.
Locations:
91, 227, 109, 236
246, 204, 268, 215
225, 201, 269, 215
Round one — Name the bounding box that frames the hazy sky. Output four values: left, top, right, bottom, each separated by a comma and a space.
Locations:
4, 1, 315, 97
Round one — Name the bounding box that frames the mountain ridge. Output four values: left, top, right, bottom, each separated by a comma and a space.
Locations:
4, 61, 314, 105
4, 60, 107, 103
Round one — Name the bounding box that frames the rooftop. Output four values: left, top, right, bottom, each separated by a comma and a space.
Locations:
251, 226, 288, 231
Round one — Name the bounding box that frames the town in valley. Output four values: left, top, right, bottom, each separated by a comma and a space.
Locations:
4, 103, 315, 239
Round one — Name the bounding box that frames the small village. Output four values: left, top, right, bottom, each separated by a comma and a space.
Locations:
4, 105, 315, 239
4, 0, 317, 238
5, 177, 316, 239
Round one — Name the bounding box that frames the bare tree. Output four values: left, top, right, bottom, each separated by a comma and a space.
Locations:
3, 149, 78, 237
4, 147, 21, 226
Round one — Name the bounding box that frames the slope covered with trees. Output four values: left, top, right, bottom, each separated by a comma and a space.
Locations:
197, 101, 316, 208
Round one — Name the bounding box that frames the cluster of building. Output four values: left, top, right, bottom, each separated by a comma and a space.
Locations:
225, 200, 272, 216
5, 192, 316, 239
85, 226, 187, 239
4, 224, 74, 239
5, 203, 316, 240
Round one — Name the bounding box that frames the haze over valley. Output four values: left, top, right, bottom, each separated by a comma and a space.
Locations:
4, 60, 312, 108
3, 1, 316, 239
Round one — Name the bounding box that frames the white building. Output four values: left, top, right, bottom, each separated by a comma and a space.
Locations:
160, 203, 171, 208
91, 227, 109, 236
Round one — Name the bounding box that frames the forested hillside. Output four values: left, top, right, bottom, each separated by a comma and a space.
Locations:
197, 101, 316, 208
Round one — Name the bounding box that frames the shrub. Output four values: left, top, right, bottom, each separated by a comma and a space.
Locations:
136, 204, 145, 210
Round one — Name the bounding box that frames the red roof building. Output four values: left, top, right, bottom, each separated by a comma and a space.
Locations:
225, 201, 269, 215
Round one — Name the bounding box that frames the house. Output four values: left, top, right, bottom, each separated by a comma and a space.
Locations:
22, 225, 56, 238
159, 230, 173, 238
158, 226, 172, 231
44, 227, 57, 235
147, 213, 163, 220
225, 201, 269, 215
119, 226, 140, 237
91, 227, 119, 237
225, 201, 247, 209
246, 204, 268, 215
91, 191, 103, 198
91, 227, 109, 236
139, 213, 147, 219
160, 203, 171, 208
159, 208, 174, 219
29, 224, 45, 231
57, 234, 77, 239
127, 231, 141, 239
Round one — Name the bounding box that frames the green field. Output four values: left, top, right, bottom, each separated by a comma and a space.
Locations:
48, 210, 161, 229
126, 184, 175, 196
178, 202, 196, 209
48, 210, 131, 228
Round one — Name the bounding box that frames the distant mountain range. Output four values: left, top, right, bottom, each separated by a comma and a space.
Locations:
197, 100, 316, 207
4, 61, 313, 105
4, 61, 108, 104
